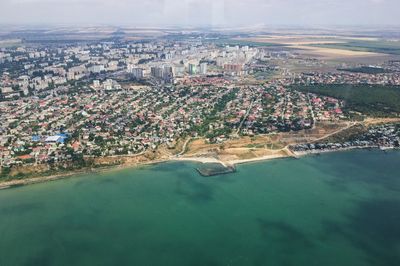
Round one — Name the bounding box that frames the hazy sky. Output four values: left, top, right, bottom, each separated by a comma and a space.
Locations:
0, 0, 399, 27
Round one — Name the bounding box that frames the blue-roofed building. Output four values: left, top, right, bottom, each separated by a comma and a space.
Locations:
31, 135, 41, 142
45, 133, 69, 144
45, 136, 63, 143
57, 133, 69, 143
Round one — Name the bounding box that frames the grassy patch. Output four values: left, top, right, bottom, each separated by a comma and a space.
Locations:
209, 38, 284, 48
338, 66, 390, 74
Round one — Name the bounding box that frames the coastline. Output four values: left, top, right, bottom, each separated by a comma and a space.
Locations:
0, 153, 292, 189
0, 158, 170, 190
291, 145, 390, 156
0, 146, 397, 190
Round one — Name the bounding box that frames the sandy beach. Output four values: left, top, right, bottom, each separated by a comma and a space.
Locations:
1, 144, 397, 190
0, 152, 294, 189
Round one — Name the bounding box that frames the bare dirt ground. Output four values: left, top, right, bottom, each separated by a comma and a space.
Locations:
182, 121, 350, 163
291, 45, 380, 58
240, 35, 378, 44
363, 117, 400, 126
181, 118, 400, 164
236, 35, 384, 59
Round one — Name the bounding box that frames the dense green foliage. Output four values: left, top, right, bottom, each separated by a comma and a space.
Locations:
293, 84, 400, 117
0, 167, 11, 179
337, 66, 390, 74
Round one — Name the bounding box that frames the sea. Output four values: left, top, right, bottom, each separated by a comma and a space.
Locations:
0, 149, 399, 266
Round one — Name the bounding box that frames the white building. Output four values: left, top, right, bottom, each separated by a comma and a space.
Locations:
93, 80, 100, 88
132, 68, 144, 79
89, 65, 105, 73
200, 63, 208, 75
188, 64, 197, 75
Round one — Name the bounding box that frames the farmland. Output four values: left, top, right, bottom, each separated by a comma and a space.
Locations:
311, 40, 400, 55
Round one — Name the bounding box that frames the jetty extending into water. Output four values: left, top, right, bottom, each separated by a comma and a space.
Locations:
196, 163, 236, 177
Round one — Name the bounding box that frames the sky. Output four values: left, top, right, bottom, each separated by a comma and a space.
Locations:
0, 0, 399, 27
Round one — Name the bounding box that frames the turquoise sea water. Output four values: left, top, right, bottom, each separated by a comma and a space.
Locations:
0, 150, 399, 266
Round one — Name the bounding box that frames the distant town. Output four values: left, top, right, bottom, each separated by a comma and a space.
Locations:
1, 28, 400, 179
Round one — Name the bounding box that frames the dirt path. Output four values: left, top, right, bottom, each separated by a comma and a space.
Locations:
176, 138, 193, 156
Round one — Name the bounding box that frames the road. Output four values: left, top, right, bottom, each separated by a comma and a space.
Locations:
235, 99, 255, 135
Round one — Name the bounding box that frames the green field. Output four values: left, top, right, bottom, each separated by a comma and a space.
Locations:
292, 84, 400, 117
209, 38, 284, 47
337, 66, 390, 74
311, 40, 400, 55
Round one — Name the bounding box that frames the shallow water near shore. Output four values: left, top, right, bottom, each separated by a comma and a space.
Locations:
0, 150, 399, 266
